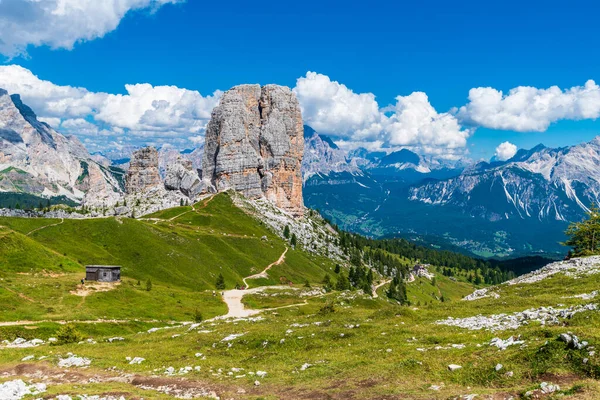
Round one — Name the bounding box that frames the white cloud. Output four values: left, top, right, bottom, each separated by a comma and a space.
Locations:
494, 141, 518, 161
0, 0, 185, 57
458, 80, 600, 132
294, 72, 471, 156
293, 71, 383, 140
386, 92, 471, 150
0, 65, 221, 148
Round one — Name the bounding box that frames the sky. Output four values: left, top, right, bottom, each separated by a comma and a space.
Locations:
1, 0, 600, 161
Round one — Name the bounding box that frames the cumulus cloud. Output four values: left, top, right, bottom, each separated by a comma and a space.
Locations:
294, 71, 471, 157
0, 0, 185, 57
386, 92, 471, 150
494, 141, 518, 161
458, 80, 600, 132
294, 71, 383, 140
0, 65, 221, 150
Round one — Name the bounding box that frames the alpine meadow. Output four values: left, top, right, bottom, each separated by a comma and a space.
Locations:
1, 2, 600, 399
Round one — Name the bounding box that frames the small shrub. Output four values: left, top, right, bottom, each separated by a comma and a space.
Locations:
215, 273, 226, 290
194, 309, 203, 323
318, 303, 336, 314
55, 324, 84, 345
146, 279, 152, 292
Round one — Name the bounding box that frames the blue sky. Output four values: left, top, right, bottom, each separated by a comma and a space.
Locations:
1, 0, 600, 160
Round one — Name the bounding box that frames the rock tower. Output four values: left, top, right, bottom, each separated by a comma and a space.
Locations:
125, 147, 162, 193
202, 84, 304, 217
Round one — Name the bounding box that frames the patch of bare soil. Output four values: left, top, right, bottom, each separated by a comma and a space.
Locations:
70, 281, 121, 297
1, 363, 220, 399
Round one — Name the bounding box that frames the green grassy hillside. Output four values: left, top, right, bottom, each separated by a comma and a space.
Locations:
0, 194, 599, 398
0, 193, 336, 322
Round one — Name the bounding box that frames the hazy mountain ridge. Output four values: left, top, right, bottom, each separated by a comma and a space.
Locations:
409, 137, 600, 223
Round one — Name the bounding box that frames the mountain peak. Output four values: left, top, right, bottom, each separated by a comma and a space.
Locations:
0, 88, 7, 96
531, 143, 546, 152
303, 125, 317, 138
379, 149, 420, 166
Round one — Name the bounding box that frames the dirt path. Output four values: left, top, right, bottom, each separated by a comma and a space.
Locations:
372, 279, 391, 298
0, 318, 135, 327
216, 247, 297, 319
168, 195, 215, 222
26, 218, 64, 236
0, 285, 36, 303
243, 247, 288, 287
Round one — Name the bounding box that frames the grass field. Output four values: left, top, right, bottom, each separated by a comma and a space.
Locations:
0, 195, 599, 399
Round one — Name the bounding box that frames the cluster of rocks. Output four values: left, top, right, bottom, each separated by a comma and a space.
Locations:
1, 83, 307, 221
558, 332, 590, 350
489, 336, 525, 350
525, 382, 561, 397
0, 379, 46, 399
463, 287, 501, 301
57, 354, 91, 368
436, 303, 598, 331
507, 256, 600, 285
164, 156, 202, 197
1, 337, 47, 348
232, 192, 344, 260
564, 290, 599, 300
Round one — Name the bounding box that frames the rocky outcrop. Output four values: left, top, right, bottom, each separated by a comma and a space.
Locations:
125, 147, 162, 194
302, 125, 362, 182
164, 156, 202, 198
202, 84, 304, 217
0, 88, 122, 206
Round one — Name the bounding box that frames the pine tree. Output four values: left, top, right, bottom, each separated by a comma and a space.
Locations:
563, 203, 600, 256
146, 279, 152, 292
283, 225, 290, 239
335, 274, 350, 291
215, 273, 226, 290
322, 274, 333, 292
291, 233, 297, 247
334, 264, 341, 274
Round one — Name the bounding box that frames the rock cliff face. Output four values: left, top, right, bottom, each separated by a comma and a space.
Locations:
0, 88, 122, 206
125, 147, 162, 194
165, 156, 202, 198
202, 84, 304, 217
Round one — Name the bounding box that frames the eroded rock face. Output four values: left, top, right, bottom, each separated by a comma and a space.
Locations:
0, 88, 122, 206
165, 156, 202, 198
125, 147, 162, 194
202, 84, 304, 216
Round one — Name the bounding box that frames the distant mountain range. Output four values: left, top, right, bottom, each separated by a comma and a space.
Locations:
1, 87, 596, 259
303, 125, 600, 259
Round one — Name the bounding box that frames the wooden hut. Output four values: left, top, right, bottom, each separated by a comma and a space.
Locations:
85, 265, 121, 282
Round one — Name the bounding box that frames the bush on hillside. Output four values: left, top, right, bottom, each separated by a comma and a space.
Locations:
55, 324, 84, 345
194, 309, 203, 323
215, 273, 226, 290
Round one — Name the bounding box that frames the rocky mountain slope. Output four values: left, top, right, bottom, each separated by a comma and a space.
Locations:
302, 125, 362, 181
409, 138, 600, 223
0, 88, 122, 207
202, 84, 304, 217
